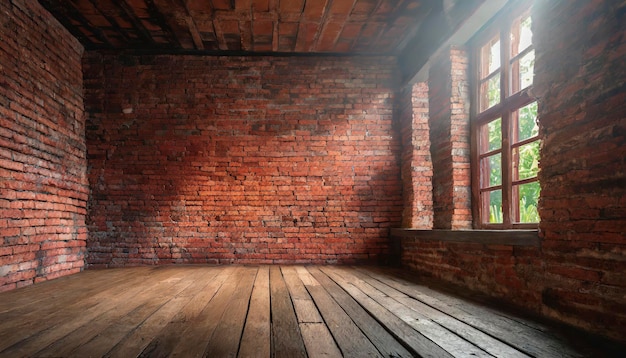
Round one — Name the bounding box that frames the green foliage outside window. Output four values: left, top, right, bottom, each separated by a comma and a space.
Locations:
486, 102, 540, 223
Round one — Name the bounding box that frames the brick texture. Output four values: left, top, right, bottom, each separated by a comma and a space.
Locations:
399, 0, 626, 342
397, 82, 433, 228
401, 239, 543, 305
428, 47, 472, 229
532, 0, 626, 341
0, 0, 87, 292
84, 54, 402, 266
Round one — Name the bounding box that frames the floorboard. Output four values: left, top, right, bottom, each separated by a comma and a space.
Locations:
269, 266, 307, 358
0, 265, 622, 358
238, 265, 271, 358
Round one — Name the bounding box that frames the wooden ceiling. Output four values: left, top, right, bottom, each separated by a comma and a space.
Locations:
37, 0, 464, 55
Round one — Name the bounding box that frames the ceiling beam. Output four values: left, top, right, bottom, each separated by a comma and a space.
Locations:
268, 0, 279, 51
176, 0, 205, 50
314, 0, 358, 52
115, 0, 158, 46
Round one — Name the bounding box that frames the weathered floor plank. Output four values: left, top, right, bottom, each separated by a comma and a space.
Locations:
306, 266, 414, 358
42, 267, 217, 358
135, 266, 230, 358
104, 267, 214, 358
343, 267, 530, 358
269, 265, 307, 358
0, 267, 159, 352
0, 265, 621, 358
318, 266, 454, 358
167, 266, 243, 357
0, 267, 180, 356
301, 270, 383, 357
282, 266, 341, 357
238, 265, 271, 358
69, 267, 230, 358
359, 266, 583, 358
203, 266, 257, 357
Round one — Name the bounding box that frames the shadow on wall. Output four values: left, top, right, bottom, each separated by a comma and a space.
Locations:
85, 55, 402, 266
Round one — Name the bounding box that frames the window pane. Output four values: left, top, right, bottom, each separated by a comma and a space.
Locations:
515, 101, 538, 142
511, 50, 535, 94
513, 140, 540, 180
483, 189, 503, 224
515, 181, 540, 223
488, 39, 501, 74
511, 15, 532, 58
480, 72, 500, 111
485, 118, 502, 152
481, 37, 501, 78
481, 153, 501, 187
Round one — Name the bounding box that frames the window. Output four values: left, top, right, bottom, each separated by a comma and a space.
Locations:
471, 2, 539, 229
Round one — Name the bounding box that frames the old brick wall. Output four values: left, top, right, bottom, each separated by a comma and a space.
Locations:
400, 239, 543, 306
84, 54, 402, 266
397, 82, 433, 228
533, 0, 626, 341
428, 47, 472, 230
0, 0, 87, 292
398, 0, 626, 341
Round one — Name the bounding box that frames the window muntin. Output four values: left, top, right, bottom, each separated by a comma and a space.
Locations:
472, 3, 539, 228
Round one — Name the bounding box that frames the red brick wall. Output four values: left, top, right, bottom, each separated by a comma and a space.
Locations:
428, 47, 472, 229
84, 54, 402, 266
0, 0, 87, 292
401, 239, 542, 305
533, 0, 626, 341
397, 82, 433, 228
398, 0, 626, 342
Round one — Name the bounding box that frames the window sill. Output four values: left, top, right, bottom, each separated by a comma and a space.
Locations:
390, 228, 540, 247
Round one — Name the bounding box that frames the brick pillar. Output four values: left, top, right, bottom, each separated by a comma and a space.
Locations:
428, 47, 472, 229
398, 83, 434, 228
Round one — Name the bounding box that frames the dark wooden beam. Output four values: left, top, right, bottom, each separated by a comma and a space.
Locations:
38, 0, 113, 49
151, 0, 196, 49
143, 0, 184, 48
88, 0, 133, 44
115, 0, 158, 46
269, 0, 279, 51
175, 0, 205, 50
309, 1, 333, 51
236, 0, 252, 51
314, 0, 358, 52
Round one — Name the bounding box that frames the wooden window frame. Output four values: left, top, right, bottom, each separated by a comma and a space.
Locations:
470, 1, 538, 229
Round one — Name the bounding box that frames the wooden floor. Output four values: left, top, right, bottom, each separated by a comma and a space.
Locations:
0, 266, 621, 358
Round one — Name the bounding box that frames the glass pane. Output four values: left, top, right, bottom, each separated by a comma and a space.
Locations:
487, 118, 502, 151
515, 101, 538, 142
515, 181, 540, 223
481, 153, 501, 187
480, 72, 500, 112
513, 140, 540, 181
486, 38, 501, 75
483, 189, 503, 224
511, 50, 535, 94
511, 15, 532, 58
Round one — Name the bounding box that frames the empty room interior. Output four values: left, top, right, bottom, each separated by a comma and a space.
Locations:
1, 0, 625, 356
